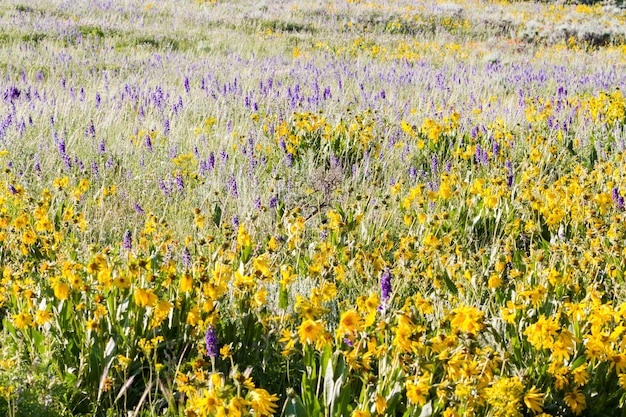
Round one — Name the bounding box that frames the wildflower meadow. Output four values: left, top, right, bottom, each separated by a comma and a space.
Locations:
0, 0, 626, 415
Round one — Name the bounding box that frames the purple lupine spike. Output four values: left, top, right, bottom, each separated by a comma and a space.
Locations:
254, 197, 262, 210
229, 176, 238, 197
91, 161, 99, 179
409, 166, 417, 179
492, 140, 500, 157
619, 197, 625, 211
475, 143, 481, 163
232, 215, 239, 230
158, 179, 170, 197
431, 155, 439, 173
205, 325, 218, 359
380, 268, 392, 306
87, 121, 95, 138
182, 246, 191, 268
612, 187, 620, 202
123, 230, 132, 250
134, 203, 145, 214
145, 134, 153, 152
175, 172, 184, 192
184, 76, 190, 93
269, 196, 278, 209
163, 119, 170, 136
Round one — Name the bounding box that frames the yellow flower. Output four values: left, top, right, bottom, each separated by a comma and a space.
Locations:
375, 394, 387, 415
180, 273, 193, 293
563, 388, 586, 416
338, 310, 363, 336
35, 309, 53, 325
248, 388, 279, 416
220, 344, 233, 360
298, 319, 325, 345
22, 229, 37, 245
523, 386, 544, 415
113, 275, 131, 289
12, 312, 33, 329
53, 282, 70, 300
351, 410, 371, 417
252, 254, 271, 278
449, 304, 484, 336
485, 377, 524, 417
406, 378, 429, 406
134, 288, 158, 307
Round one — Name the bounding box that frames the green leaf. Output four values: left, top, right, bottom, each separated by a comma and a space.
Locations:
241, 243, 252, 264
278, 284, 289, 309
212, 203, 222, 227
283, 396, 308, 417
31, 328, 46, 354
3, 318, 17, 340
441, 271, 458, 295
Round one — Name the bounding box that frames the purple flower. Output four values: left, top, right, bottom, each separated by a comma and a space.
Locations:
229, 176, 238, 197
134, 203, 145, 214
205, 325, 218, 358
175, 172, 185, 192
612, 187, 620, 202
91, 161, 99, 179
269, 196, 278, 209
381, 268, 392, 304
232, 215, 239, 230
431, 155, 439, 173
182, 246, 192, 268
123, 230, 132, 250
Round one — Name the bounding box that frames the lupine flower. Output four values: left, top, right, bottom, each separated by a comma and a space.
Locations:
204, 325, 218, 359
181, 246, 191, 268
123, 230, 132, 250
380, 269, 392, 306
134, 203, 144, 214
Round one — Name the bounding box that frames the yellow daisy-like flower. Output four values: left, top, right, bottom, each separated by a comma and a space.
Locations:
338, 310, 363, 336
134, 288, 158, 308
523, 386, 544, 415
406, 378, 430, 406
12, 312, 33, 330
298, 319, 325, 345
247, 388, 279, 416
563, 388, 586, 416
